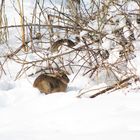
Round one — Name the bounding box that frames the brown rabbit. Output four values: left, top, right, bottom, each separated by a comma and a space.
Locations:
33, 71, 69, 94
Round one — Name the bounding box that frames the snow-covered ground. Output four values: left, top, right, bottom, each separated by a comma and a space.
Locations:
0, 75, 140, 140
1, 0, 140, 140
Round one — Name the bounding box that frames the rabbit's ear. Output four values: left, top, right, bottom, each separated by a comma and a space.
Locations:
45, 73, 57, 78
54, 71, 64, 78
57, 70, 69, 76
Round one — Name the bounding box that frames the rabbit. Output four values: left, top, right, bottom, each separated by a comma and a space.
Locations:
33, 71, 69, 94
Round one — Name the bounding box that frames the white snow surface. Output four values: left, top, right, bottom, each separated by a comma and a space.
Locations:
1, 0, 140, 140
0, 75, 140, 140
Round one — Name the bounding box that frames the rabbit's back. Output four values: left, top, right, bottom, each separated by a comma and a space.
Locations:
33, 73, 68, 94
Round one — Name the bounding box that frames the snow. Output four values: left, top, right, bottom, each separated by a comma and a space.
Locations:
1, 0, 140, 140
0, 74, 140, 140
